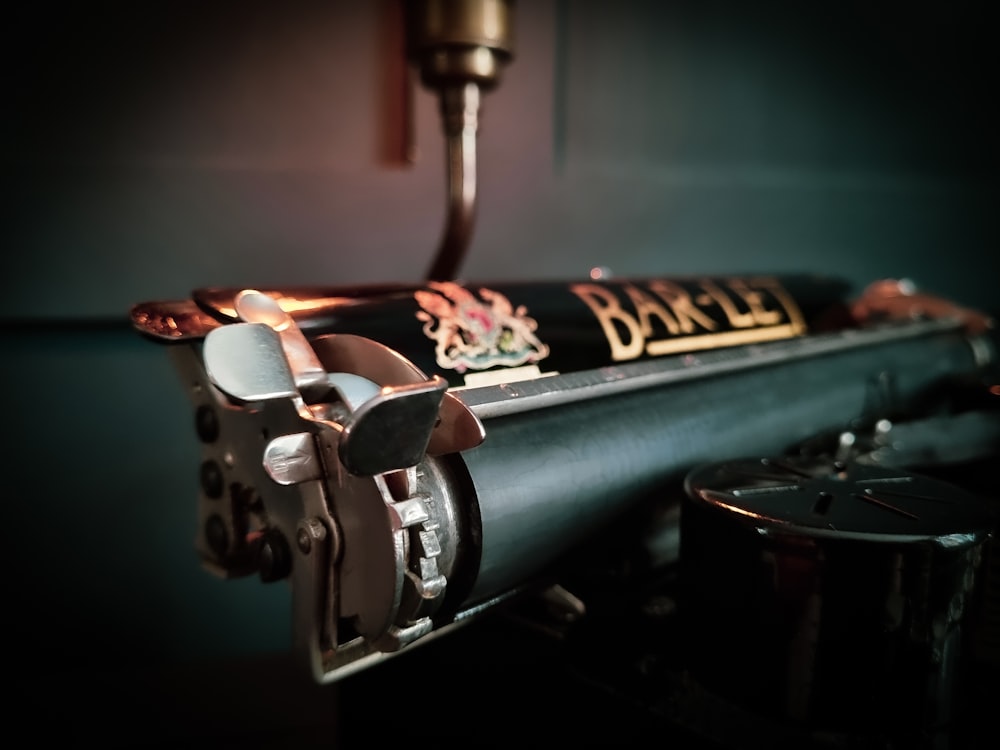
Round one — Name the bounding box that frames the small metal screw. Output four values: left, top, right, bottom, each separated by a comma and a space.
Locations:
297, 527, 312, 554
297, 517, 328, 555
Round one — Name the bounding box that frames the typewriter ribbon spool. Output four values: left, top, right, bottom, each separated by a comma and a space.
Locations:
680, 455, 996, 747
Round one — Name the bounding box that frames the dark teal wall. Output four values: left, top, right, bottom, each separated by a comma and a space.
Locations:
3, 1, 996, 319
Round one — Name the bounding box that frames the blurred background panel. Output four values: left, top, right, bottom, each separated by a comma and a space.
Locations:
3, 0, 996, 319
2, 0, 996, 744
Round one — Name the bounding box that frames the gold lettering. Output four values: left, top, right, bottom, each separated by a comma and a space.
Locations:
644, 324, 801, 356
572, 278, 807, 364
647, 280, 718, 334
726, 279, 783, 326
569, 284, 644, 361
622, 284, 681, 336
751, 277, 807, 334
697, 280, 756, 328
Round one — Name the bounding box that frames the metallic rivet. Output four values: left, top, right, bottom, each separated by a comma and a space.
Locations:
297, 517, 328, 555
297, 527, 312, 554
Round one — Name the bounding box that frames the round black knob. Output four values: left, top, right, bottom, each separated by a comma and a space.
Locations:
258, 530, 292, 583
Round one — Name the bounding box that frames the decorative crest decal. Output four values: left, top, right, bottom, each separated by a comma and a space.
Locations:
415, 282, 550, 372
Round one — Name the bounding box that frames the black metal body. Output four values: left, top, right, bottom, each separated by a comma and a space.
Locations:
193, 274, 853, 386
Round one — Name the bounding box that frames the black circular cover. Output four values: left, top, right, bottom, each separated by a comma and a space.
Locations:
685, 455, 995, 544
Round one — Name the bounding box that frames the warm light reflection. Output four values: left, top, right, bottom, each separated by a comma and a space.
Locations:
713, 500, 768, 522
215, 295, 357, 319
645, 323, 801, 356
589, 266, 611, 280
703, 490, 769, 522
275, 296, 358, 313
481, 0, 502, 39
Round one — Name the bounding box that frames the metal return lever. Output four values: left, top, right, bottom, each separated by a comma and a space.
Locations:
205, 289, 465, 478
179, 289, 485, 681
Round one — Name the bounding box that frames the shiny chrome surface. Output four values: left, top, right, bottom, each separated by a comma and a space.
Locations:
234, 289, 329, 398
310, 334, 486, 456
204, 323, 299, 403
170, 336, 468, 683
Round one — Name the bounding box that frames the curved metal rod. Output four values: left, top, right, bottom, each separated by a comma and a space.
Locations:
426, 82, 480, 281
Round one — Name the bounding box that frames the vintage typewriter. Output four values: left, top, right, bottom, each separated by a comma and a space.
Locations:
130, 2, 1000, 748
